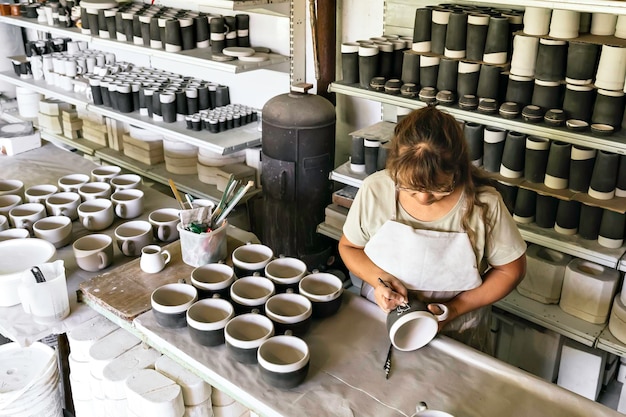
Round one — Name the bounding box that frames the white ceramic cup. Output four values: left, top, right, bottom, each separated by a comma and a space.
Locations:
45, 192, 81, 220
148, 208, 180, 242
73, 233, 114, 272
110, 173, 142, 191
0, 194, 23, 216
78, 181, 112, 201
264, 257, 308, 292
57, 173, 90, 193
0, 228, 30, 241
33, 215, 73, 248
77, 199, 114, 231
9, 202, 46, 234
0, 179, 25, 198
90, 165, 122, 183
231, 243, 274, 277
111, 189, 144, 219
140, 244, 171, 273
24, 184, 59, 205
114, 220, 153, 257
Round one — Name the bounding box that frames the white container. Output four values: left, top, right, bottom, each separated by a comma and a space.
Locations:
559, 258, 620, 324
125, 369, 184, 417
18, 259, 70, 324
88, 327, 141, 380
155, 355, 211, 406
67, 314, 119, 362
609, 295, 626, 344
102, 344, 162, 400
15, 87, 42, 118
557, 339, 607, 401
517, 245, 572, 304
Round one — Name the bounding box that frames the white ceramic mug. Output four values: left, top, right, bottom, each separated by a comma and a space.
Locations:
148, 208, 180, 242
78, 181, 112, 201
25, 184, 59, 205
140, 244, 171, 273
45, 192, 81, 220
18, 259, 70, 324
114, 220, 153, 257
111, 189, 144, 219
0, 228, 30, 241
0, 194, 22, 216
90, 165, 122, 183
73, 234, 114, 272
0, 179, 24, 198
33, 216, 73, 248
110, 173, 142, 191
57, 173, 90, 193
77, 199, 114, 231
8, 203, 46, 235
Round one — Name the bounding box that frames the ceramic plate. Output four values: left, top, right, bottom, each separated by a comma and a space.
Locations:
222, 47, 256, 58
212, 53, 235, 62
238, 53, 269, 62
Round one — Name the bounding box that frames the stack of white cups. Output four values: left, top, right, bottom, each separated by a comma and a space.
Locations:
66, 315, 120, 417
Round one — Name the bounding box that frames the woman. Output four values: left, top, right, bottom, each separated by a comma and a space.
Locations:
338, 106, 527, 353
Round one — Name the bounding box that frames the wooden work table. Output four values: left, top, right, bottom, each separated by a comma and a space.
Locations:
80, 240, 623, 417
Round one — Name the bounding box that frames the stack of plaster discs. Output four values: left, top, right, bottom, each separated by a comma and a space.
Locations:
155, 355, 213, 417
163, 138, 199, 175
0, 342, 63, 417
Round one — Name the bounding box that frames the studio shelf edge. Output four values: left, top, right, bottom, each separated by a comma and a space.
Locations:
329, 82, 626, 155
0, 71, 261, 155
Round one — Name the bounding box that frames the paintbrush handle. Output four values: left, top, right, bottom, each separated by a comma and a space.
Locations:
168, 179, 187, 210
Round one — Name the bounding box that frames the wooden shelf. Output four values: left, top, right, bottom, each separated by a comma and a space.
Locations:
329, 82, 626, 155
0, 15, 290, 74
0, 71, 261, 155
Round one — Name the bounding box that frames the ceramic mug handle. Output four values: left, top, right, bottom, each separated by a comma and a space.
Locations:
430, 303, 449, 322
162, 250, 171, 266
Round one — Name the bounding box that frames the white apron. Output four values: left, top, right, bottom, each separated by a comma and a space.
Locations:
361, 196, 493, 353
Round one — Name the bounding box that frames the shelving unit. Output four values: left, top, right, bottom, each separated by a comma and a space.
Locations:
0, 71, 262, 155
0, 15, 290, 74
329, 0, 626, 362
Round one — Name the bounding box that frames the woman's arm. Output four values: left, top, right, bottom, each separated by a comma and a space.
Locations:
338, 234, 408, 312
430, 253, 527, 330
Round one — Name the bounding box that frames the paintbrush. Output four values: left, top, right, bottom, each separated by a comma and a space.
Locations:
168, 179, 188, 210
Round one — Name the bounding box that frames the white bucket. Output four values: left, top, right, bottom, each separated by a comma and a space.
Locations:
15, 87, 42, 118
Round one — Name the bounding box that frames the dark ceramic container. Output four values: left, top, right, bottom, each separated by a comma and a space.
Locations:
225, 313, 274, 364
257, 335, 310, 389
151, 283, 198, 328
187, 298, 235, 347
264, 257, 307, 294
230, 276, 276, 315
190, 263, 235, 300
298, 272, 345, 319
231, 243, 273, 278
264, 293, 312, 337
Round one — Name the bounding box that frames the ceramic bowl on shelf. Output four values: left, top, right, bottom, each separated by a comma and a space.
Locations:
418, 87, 437, 104
435, 90, 456, 106
498, 101, 520, 119
544, 109, 567, 127
477, 98, 498, 114
369, 76, 386, 92
400, 83, 419, 98
458, 94, 478, 110
384, 79, 402, 95
566, 119, 589, 132
257, 335, 310, 389
521, 105, 544, 123
590, 123, 615, 136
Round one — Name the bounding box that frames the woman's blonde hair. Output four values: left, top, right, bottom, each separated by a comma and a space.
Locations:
387, 106, 496, 248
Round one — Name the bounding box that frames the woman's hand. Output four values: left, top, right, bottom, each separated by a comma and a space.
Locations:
375, 276, 408, 313
427, 302, 458, 332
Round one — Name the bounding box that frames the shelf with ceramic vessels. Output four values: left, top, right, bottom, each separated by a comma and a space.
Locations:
328, 81, 626, 155
433, 0, 626, 15
0, 15, 290, 74
327, 159, 626, 269
93, 146, 261, 205
0, 70, 261, 155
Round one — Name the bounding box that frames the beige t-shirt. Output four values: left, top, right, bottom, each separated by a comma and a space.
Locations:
343, 170, 527, 271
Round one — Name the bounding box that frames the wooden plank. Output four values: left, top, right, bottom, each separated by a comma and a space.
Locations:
79, 241, 192, 322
